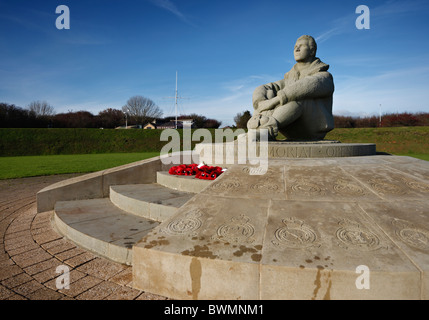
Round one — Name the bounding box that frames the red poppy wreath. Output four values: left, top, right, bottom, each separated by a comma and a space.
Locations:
168, 163, 226, 180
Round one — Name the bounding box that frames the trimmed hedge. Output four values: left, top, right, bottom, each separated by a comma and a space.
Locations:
1, 127, 429, 157
0, 128, 213, 157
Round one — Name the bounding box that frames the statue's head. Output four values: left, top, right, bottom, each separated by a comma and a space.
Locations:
294, 35, 317, 63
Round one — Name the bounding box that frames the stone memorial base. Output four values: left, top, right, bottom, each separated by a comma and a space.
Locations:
133, 154, 429, 300
37, 142, 429, 300
265, 140, 376, 158
195, 140, 377, 166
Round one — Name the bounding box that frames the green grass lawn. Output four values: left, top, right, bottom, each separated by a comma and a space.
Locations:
0, 152, 159, 180
325, 126, 429, 155
279, 127, 429, 161
1, 127, 428, 180
396, 154, 429, 161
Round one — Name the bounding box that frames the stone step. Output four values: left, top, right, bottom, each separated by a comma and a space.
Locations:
110, 183, 194, 222
53, 198, 160, 265
156, 171, 214, 193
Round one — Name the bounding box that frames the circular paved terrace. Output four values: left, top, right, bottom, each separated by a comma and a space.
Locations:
0, 174, 167, 300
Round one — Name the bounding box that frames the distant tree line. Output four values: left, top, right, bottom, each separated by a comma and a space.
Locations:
334, 112, 429, 128
0, 102, 123, 128
233, 110, 429, 129
0, 95, 222, 129
162, 114, 222, 129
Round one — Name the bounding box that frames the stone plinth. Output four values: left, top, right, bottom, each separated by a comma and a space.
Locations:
265, 141, 376, 158
195, 140, 377, 166
36, 149, 429, 299
133, 155, 429, 300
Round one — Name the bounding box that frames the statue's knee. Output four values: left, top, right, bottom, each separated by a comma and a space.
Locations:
273, 101, 303, 125
283, 101, 302, 112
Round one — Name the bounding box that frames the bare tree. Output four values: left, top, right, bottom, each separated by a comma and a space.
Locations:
122, 96, 163, 125
234, 110, 252, 128
98, 108, 124, 128
28, 101, 55, 117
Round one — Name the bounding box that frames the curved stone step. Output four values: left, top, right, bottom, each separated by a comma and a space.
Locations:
110, 184, 194, 222
156, 171, 214, 193
53, 198, 159, 265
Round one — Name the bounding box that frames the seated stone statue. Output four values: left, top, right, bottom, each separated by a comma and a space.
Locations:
247, 35, 334, 141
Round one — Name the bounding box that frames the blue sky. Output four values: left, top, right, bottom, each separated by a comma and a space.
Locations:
1, 0, 429, 126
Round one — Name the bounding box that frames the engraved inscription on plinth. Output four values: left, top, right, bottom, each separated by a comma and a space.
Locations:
400, 177, 429, 193
162, 209, 203, 237
392, 218, 429, 250
333, 179, 366, 196
265, 143, 376, 159
290, 179, 327, 196
212, 214, 256, 244
335, 219, 383, 251
272, 217, 319, 249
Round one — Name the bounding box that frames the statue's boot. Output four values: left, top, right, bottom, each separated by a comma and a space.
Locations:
245, 114, 279, 141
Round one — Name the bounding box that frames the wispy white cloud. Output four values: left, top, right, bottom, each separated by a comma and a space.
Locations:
0, 12, 54, 37
315, 26, 344, 44
148, 0, 196, 27
371, 0, 429, 17
217, 67, 428, 123
170, 74, 280, 126
316, 0, 429, 44
333, 65, 429, 116
59, 34, 111, 46
0, 9, 110, 46
315, 12, 353, 44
